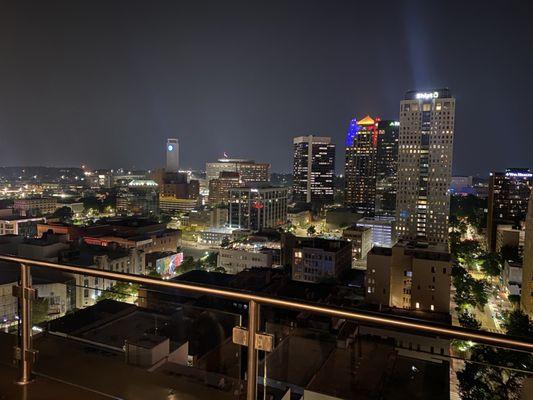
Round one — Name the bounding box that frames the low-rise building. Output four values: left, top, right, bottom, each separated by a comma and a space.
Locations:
60, 244, 146, 309
17, 233, 70, 262
291, 237, 352, 283
13, 197, 57, 216
0, 263, 75, 328
366, 241, 451, 313
342, 225, 372, 269
287, 207, 312, 228
229, 185, 288, 231
210, 206, 228, 228
217, 247, 273, 274
116, 179, 159, 215
503, 260, 522, 296
197, 227, 235, 245
0, 215, 45, 237
159, 196, 198, 213
356, 216, 396, 247
495, 224, 525, 256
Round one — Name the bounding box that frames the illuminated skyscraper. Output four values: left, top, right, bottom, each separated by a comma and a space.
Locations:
292, 135, 335, 207
344, 116, 378, 215
166, 138, 179, 173
396, 89, 455, 245
487, 168, 533, 251
375, 120, 399, 216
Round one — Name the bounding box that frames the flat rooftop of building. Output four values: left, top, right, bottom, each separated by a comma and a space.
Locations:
22, 233, 68, 246
14, 196, 55, 201
47, 299, 137, 335
95, 216, 163, 228
294, 236, 351, 252
260, 335, 336, 388
369, 246, 393, 256
356, 216, 395, 224
344, 225, 372, 232
174, 270, 234, 287
61, 244, 132, 267
0, 214, 44, 221
78, 309, 174, 349
370, 241, 450, 261
306, 339, 449, 400
232, 183, 285, 190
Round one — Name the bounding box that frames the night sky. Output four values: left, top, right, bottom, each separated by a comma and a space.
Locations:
0, 1, 532, 175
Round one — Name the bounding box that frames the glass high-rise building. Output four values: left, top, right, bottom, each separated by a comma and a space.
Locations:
292, 135, 335, 207
396, 89, 455, 245
344, 116, 378, 215
375, 120, 399, 216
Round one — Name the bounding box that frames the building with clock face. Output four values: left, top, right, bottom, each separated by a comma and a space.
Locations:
166, 138, 179, 173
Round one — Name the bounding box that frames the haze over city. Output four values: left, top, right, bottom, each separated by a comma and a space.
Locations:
1, 1, 532, 174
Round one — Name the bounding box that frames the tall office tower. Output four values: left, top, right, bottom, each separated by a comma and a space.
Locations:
486, 168, 533, 252
375, 120, 399, 216
166, 138, 179, 173
292, 135, 335, 207
521, 190, 533, 317
396, 89, 455, 245
344, 116, 379, 215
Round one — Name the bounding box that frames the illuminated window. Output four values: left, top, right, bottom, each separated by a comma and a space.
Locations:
415, 302, 420, 309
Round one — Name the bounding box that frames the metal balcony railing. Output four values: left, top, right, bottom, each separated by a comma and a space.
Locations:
1, 253, 532, 399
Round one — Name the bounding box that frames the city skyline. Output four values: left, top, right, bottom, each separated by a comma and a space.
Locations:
0, 1, 532, 175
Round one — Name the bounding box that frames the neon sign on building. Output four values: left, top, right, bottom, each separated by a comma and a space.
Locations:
415, 91, 439, 100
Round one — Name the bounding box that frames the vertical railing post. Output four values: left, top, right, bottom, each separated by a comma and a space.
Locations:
16, 263, 33, 385
246, 299, 259, 400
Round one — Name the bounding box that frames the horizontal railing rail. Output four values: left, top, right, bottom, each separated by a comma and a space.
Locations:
1, 254, 532, 352
1, 253, 532, 399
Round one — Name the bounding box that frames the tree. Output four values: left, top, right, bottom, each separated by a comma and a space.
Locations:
82, 196, 101, 212
503, 310, 532, 337
221, 236, 230, 248
52, 206, 74, 222
97, 282, 139, 302
307, 225, 316, 236
453, 240, 482, 268
479, 252, 502, 277
452, 265, 489, 310
457, 311, 533, 400
450, 194, 488, 234
472, 279, 489, 310
159, 214, 172, 224
148, 269, 162, 278
452, 266, 476, 311
458, 312, 481, 329
201, 251, 218, 269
